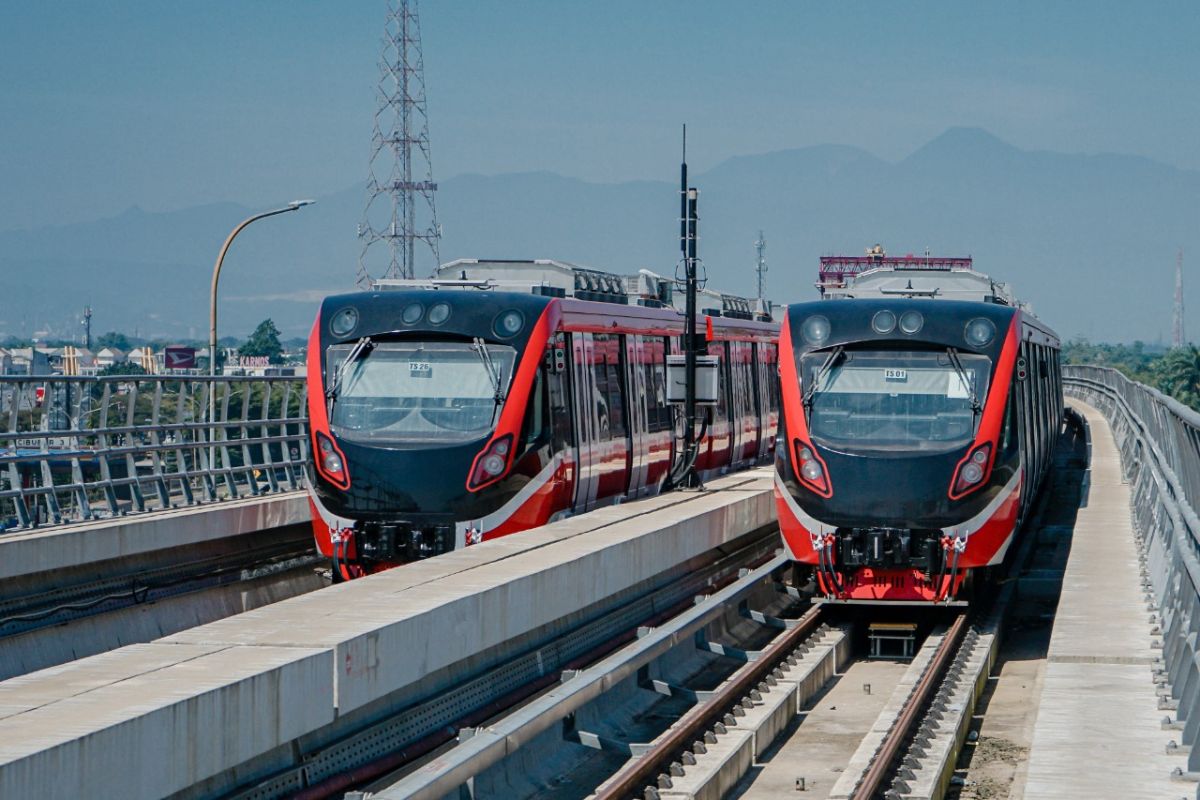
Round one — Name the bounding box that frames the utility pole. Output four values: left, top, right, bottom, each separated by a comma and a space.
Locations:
358, 0, 441, 287
1174, 248, 1186, 348
81, 305, 92, 350
679, 125, 702, 489
754, 230, 767, 300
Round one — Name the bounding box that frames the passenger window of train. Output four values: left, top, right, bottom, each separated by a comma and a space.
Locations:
1001, 384, 1018, 456
645, 338, 671, 433
714, 346, 730, 419
523, 369, 546, 446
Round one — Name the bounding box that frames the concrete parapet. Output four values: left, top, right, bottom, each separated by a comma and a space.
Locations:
0, 469, 776, 798
0, 492, 310, 581
0, 642, 332, 800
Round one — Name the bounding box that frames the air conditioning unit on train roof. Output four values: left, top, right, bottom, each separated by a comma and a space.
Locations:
420, 259, 631, 304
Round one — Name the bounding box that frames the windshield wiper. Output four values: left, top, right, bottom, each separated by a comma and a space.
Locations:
802, 346, 844, 409
326, 337, 373, 401
946, 347, 981, 413
472, 337, 506, 415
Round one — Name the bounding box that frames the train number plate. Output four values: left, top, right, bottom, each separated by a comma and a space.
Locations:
408, 361, 432, 378
884, 368, 908, 382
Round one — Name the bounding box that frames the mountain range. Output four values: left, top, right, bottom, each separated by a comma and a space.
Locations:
1, 127, 1196, 344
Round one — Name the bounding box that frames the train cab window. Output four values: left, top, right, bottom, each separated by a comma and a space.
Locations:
802, 348, 991, 452
326, 341, 516, 444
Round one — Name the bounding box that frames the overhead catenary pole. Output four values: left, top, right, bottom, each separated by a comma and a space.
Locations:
680, 125, 702, 489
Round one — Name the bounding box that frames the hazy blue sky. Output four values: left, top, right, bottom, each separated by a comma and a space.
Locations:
2, 1, 1198, 230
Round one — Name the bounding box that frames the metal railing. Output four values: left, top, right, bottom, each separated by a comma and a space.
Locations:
0, 375, 309, 532
1064, 365, 1200, 773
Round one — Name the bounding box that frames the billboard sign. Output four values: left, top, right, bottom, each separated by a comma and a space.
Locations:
164, 346, 197, 370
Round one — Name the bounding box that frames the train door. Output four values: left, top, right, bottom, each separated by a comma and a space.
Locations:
591, 333, 632, 502
753, 342, 776, 462
734, 342, 758, 464
570, 332, 601, 512
726, 341, 745, 466
643, 336, 673, 491
700, 343, 732, 473
625, 335, 650, 497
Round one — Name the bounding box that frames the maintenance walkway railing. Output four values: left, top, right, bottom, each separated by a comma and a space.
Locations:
1064, 364, 1200, 776
0, 375, 308, 532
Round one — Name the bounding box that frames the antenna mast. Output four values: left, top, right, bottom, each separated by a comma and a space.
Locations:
1174, 248, 1186, 348
357, 0, 441, 287
754, 230, 767, 300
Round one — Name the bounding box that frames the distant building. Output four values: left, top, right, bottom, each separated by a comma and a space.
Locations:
95, 347, 127, 369
6, 348, 52, 376
126, 347, 159, 373
0, 348, 12, 375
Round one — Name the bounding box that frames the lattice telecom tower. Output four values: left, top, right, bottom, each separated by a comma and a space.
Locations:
357, 0, 441, 288
753, 230, 767, 300
1174, 248, 1186, 348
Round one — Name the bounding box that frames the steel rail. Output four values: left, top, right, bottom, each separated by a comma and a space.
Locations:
851, 611, 969, 800
593, 602, 828, 800
367, 549, 792, 800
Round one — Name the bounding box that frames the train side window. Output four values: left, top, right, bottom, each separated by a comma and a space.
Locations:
645, 337, 671, 433
1001, 382, 1017, 457
523, 369, 546, 446
715, 344, 730, 420
761, 343, 779, 412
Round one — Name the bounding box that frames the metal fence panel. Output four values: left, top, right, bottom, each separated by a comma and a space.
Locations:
0, 375, 309, 532
1064, 365, 1200, 772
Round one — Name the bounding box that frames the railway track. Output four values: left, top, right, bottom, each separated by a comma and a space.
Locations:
223, 527, 787, 800
215, 414, 1087, 800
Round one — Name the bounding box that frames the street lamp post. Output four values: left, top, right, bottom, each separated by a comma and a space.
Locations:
207, 200, 313, 479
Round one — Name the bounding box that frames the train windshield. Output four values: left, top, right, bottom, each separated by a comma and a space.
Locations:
327, 341, 517, 444
802, 349, 991, 452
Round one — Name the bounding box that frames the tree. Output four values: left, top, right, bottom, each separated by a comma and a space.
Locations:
239, 319, 284, 364
97, 361, 147, 377
97, 331, 132, 351
1154, 346, 1200, 410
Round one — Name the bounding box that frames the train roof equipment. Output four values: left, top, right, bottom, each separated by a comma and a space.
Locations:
817, 244, 1024, 310
372, 259, 774, 321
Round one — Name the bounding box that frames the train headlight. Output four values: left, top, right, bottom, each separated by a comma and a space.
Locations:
951, 442, 992, 497
401, 302, 424, 325
793, 440, 831, 495
315, 431, 349, 489
329, 307, 359, 337
493, 309, 525, 338
871, 310, 897, 335
965, 317, 996, 348
801, 315, 831, 346
899, 310, 924, 335
801, 460, 824, 482
468, 434, 515, 491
